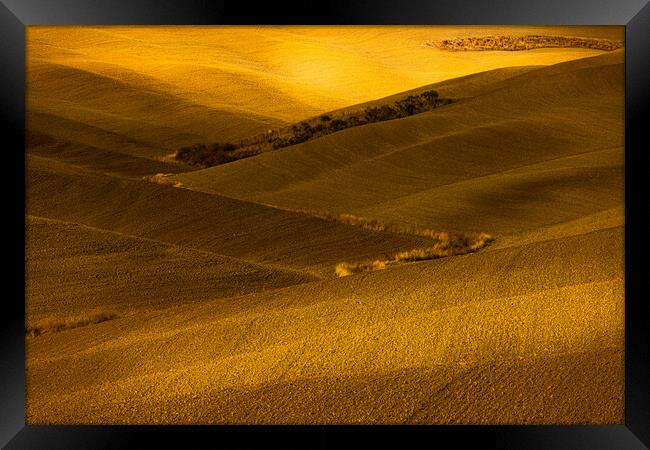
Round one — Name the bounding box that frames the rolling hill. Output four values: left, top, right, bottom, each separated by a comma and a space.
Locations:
27, 225, 623, 423
25, 26, 624, 425
26, 215, 317, 326
172, 51, 624, 239
27, 26, 622, 159
26, 155, 438, 278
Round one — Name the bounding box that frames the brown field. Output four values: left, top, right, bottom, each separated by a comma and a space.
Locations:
25, 26, 624, 424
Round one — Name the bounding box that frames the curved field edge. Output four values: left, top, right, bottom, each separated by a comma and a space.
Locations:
335, 232, 494, 276
26, 215, 319, 325
168, 52, 624, 227
26, 155, 443, 278
24, 32, 624, 425
26, 226, 624, 423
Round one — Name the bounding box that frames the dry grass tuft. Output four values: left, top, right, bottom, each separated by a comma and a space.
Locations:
289, 209, 423, 236
335, 260, 387, 277
392, 231, 494, 262
296, 210, 465, 242
336, 231, 494, 277
260, 207, 495, 277
26, 310, 119, 338
143, 173, 184, 188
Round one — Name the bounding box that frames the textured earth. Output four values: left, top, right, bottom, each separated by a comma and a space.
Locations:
26, 26, 624, 424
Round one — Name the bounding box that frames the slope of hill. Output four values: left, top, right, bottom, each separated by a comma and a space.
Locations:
26, 224, 623, 423
25, 27, 624, 425
27, 60, 284, 158
26, 215, 317, 326
27, 130, 193, 178
27, 26, 622, 158
358, 146, 623, 236
172, 51, 623, 239
26, 155, 439, 278
29, 25, 622, 115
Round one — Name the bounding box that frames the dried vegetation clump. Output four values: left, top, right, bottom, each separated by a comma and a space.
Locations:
426, 35, 624, 52
335, 260, 387, 277
326, 212, 494, 276
26, 310, 119, 338
143, 173, 184, 188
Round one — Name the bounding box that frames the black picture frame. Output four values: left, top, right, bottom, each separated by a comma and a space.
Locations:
2, 1, 648, 448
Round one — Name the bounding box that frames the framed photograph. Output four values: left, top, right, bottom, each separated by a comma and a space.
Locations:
2, 0, 648, 448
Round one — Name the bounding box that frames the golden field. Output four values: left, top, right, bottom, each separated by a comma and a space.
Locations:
26, 26, 624, 424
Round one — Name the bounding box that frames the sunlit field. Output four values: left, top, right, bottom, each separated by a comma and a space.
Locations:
26, 25, 624, 424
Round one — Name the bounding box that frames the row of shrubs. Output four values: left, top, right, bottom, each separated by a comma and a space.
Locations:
268, 90, 450, 148
174, 89, 452, 168
174, 142, 242, 167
